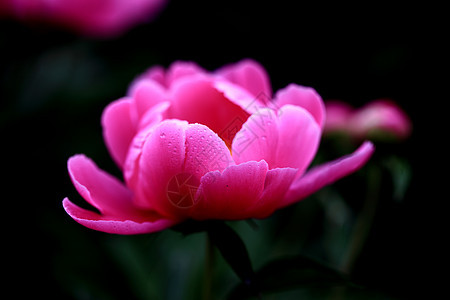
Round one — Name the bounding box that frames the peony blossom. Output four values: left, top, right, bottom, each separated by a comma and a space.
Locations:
324, 100, 411, 140
63, 59, 374, 234
0, 0, 167, 37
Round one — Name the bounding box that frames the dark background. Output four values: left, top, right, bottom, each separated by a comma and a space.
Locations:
1, 1, 445, 299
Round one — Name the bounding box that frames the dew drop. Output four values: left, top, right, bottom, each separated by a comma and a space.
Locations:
160, 133, 166, 138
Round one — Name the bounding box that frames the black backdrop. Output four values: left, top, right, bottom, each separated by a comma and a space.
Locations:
1, 1, 445, 298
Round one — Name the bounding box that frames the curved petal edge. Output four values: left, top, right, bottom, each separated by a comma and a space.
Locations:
280, 141, 375, 208
63, 198, 178, 235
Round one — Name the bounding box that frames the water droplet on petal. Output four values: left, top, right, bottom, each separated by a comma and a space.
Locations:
160, 133, 166, 138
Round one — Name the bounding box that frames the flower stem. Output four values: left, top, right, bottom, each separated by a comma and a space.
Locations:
203, 234, 214, 300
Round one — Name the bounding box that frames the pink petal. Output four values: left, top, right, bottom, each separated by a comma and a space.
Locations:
101, 98, 135, 168
122, 102, 171, 194
68, 154, 136, 217
232, 105, 321, 177
134, 120, 189, 214
128, 61, 204, 93
323, 100, 354, 133
184, 123, 235, 177
273, 84, 326, 128
165, 61, 206, 86
216, 59, 272, 99
63, 198, 177, 235
251, 167, 297, 218
213, 80, 267, 115
128, 65, 166, 94
134, 120, 235, 219
167, 76, 250, 147
123, 119, 160, 192
137, 101, 170, 130
280, 141, 375, 208
128, 80, 167, 126
351, 100, 412, 139
190, 160, 269, 220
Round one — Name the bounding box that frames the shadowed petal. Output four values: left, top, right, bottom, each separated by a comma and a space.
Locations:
167, 76, 250, 147
280, 141, 375, 208
213, 80, 266, 115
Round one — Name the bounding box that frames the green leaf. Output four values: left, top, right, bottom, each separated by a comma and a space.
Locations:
207, 222, 255, 285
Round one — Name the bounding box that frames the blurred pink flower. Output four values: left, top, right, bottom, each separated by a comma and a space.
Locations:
324, 99, 412, 140
0, 0, 167, 37
63, 59, 374, 234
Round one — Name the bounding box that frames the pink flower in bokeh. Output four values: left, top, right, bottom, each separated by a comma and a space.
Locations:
324, 100, 412, 140
63, 59, 374, 234
0, 0, 167, 37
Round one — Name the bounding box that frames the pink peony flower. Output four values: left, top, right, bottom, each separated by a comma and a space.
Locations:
0, 0, 167, 37
63, 59, 374, 234
324, 100, 412, 140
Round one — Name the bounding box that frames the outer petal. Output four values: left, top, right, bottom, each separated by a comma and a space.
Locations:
101, 98, 135, 168
232, 105, 321, 177
280, 141, 375, 208
273, 84, 326, 128
64, 155, 177, 234
190, 161, 269, 220
68, 154, 137, 217
63, 198, 177, 235
216, 59, 272, 100
251, 167, 297, 218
